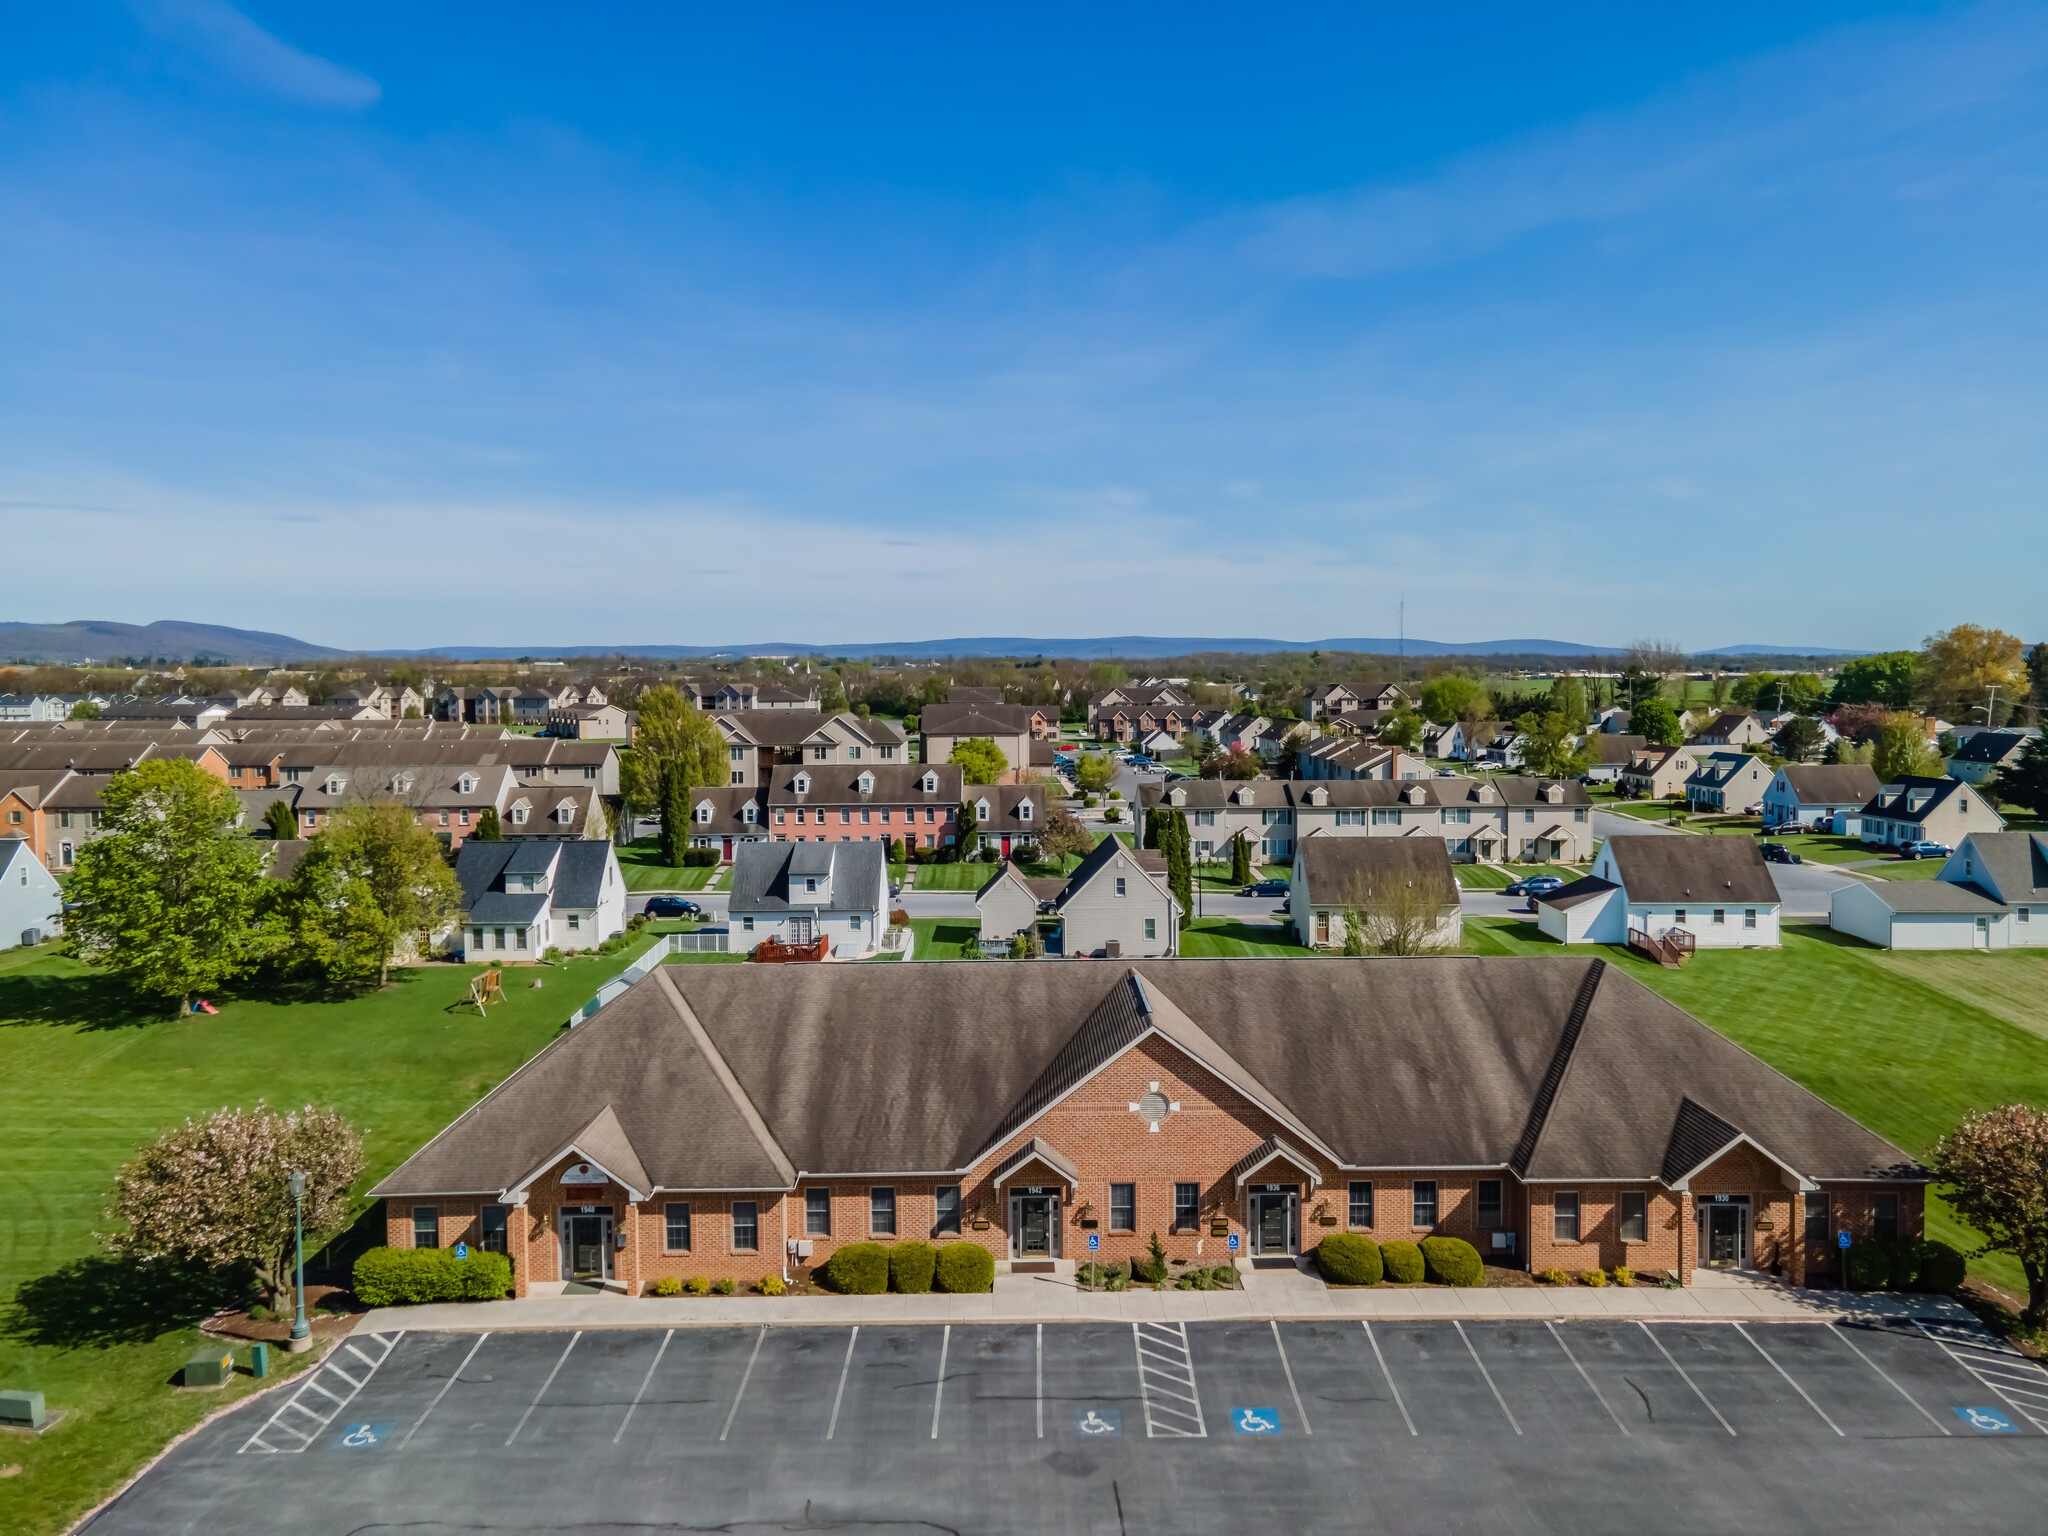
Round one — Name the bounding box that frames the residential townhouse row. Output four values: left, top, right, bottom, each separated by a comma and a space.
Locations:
681, 765, 1054, 859
1136, 774, 1597, 865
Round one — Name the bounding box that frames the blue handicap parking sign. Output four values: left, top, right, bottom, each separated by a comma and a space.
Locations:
1227, 1234, 1240, 1252
1087, 1232, 1099, 1251
455, 1241, 468, 1259
1956, 1406, 2019, 1434
1838, 1231, 1851, 1250
1074, 1407, 1121, 1437
334, 1421, 394, 1449
1232, 1407, 1282, 1435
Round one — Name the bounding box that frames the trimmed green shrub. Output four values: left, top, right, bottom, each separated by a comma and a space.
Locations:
711, 1277, 735, 1296
1077, 1261, 1127, 1292
1843, 1242, 1892, 1291
1538, 1267, 1569, 1285
682, 848, 719, 866
1911, 1239, 1967, 1294
822, 1241, 890, 1295
1313, 1233, 1383, 1286
651, 1276, 682, 1297
758, 1274, 785, 1296
934, 1242, 996, 1294
351, 1246, 513, 1306
1132, 1232, 1169, 1285
1420, 1235, 1484, 1287
686, 1275, 710, 1296
889, 1240, 938, 1294
1380, 1240, 1424, 1284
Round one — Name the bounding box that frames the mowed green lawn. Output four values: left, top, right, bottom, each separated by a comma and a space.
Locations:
0, 932, 673, 1535
616, 838, 715, 891
1454, 862, 1588, 890
1179, 919, 1309, 957
1463, 916, 2048, 1296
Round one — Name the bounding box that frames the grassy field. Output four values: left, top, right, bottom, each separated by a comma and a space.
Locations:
1462, 916, 2048, 1296
0, 928, 680, 1534
616, 838, 715, 892
1454, 862, 1588, 890
1179, 919, 1310, 957
906, 916, 982, 958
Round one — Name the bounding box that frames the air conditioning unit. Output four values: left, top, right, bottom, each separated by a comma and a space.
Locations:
19, 929, 40, 948
1491, 1231, 1515, 1251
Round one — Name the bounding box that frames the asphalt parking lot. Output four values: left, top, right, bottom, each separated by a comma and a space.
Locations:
85, 1318, 2048, 1535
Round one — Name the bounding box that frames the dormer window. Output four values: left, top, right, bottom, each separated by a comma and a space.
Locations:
458, 774, 476, 795
1544, 783, 1564, 803
858, 772, 874, 793
1404, 785, 1426, 804
793, 773, 811, 794
325, 776, 343, 796
696, 802, 712, 824
1019, 800, 1033, 821
742, 803, 757, 824
1168, 788, 1187, 806
510, 805, 528, 824
975, 799, 991, 820
921, 772, 937, 792
557, 803, 576, 823
392, 774, 412, 794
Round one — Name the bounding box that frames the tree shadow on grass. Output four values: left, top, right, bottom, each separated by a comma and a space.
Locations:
2, 1255, 246, 1350
0, 970, 166, 1031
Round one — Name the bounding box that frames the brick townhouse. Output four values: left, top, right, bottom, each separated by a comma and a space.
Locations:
762, 763, 963, 851
373, 958, 1921, 1295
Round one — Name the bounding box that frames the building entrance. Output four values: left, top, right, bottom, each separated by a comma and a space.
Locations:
1248, 1185, 1298, 1256
559, 1207, 614, 1283
1010, 1189, 1061, 1259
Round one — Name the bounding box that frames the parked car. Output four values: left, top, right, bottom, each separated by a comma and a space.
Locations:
1901, 841, 1953, 861
1503, 875, 1566, 898
643, 896, 701, 918
1759, 842, 1803, 865
1760, 821, 1811, 836
1243, 879, 1290, 898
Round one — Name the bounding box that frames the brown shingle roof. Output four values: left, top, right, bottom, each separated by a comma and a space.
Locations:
1602, 834, 1780, 905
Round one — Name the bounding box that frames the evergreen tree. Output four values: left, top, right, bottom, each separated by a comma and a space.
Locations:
955, 797, 979, 862
1156, 808, 1193, 928
1230, 830, 1253, 886
263, 799, 297, 840
1992, 736, 2048, 817
660, 769, 691, 866
474, 804, 502, 840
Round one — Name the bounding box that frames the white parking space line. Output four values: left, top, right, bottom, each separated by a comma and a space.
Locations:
1735, 1324, 1842, 1437
238, 1332, 402, 1454
1915, 1319, 2048, 1432
1132, 1322, 1206, 1438
613, 1330, 673, 1444
504, 1332, 580, 1447
1035, 1324, 1043, 1439
720, 1326, 768, 1443
1638, 1322, 1736, 1436
1827, 1325, 1948, 1435
1360, 1322, 1416, 1437
1270, 1321, 1312, 1436
1454, 1321, 1521, 1435
825, 1327, 858, 1441
929, 1325, 951, 1440
400, 1332, 490, 1449
1546, 1321, 1627, 1436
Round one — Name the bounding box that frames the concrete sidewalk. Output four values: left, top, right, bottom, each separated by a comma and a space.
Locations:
362, 1266, 1973, 1334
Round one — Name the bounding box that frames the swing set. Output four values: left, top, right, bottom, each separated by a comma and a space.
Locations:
466, 968, 506, 1014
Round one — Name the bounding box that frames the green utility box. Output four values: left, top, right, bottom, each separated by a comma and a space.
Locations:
249, 1342, 271, 1380
0, 1389, 46, 1428
184, 1345, 234, 1388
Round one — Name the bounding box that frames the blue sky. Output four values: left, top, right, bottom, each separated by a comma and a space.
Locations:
2, 2, 2044, 652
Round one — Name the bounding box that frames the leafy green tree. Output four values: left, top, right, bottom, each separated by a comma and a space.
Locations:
263, 799, 298, 840
473, 804, 502, 841
316, 804, 462, 985
265, 840, 392, 991
1829, 651, 1919, 710
1073, 752, 1117, 795
819, 673, 849, 713
634, 683, 729, 797
2027, 642, 2048, 726
1992, 736, 2048, 817
1378, 706, 1425, 751
1513, 712, 1594, 778
1418, 675, 1484, 723
1921, 625, 2026, 722
659, 771, 692, 866
105, 1103, 364, 1308
1734, 672, 1827, 714
1930, 1105, 2048, 1327
1873, 713, 1943, 781
68, 698, 100, 720
64, 759, 263, 1012
949, 737, 1008, 785
1773, 716, 1824, 763
1545, 675, 1590, 732
1230, 831, 1253, 886
954, 796, 979, 860
1630, 697, 1683, 748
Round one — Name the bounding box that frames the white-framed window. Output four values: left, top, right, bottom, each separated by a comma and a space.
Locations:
742, 916, 755, 931
568, 914, 580, 930
1712, 909, 1726, 925
1109, 1183, 1136, 1231
1412, 1181, 1438, 1228
805, 1189, 831, 1236
732, 1201, 759, 1252
1619, 1191, 1648, 1243
1348, 1181, 1373, 1229
1553, 1192, 1580, 1242
870, 1187, 897, 1236
849, 913, 862, 930
1115, 877, 1126, 896
1744, 908, 1758, 928
1144, 917, 1156, 940
665, 1202, 691, 1252
793, 773, 810, 793
1019, 800, 1033, 821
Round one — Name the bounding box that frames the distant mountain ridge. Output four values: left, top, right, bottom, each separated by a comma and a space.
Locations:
0, 619, 1876, 665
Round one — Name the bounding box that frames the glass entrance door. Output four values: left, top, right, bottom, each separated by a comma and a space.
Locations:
1705, 1203, 1744, 1268
1011, 1192, 1059, 1258
1249, 1188, 1297, 1255
565, 1213, 610, 1281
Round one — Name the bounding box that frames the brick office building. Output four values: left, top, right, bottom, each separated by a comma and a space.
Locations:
373, 959, 1922, 1295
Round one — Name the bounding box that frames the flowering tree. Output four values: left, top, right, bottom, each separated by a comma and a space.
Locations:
1929, 1105, 2048, 1326
104, 1104, 365, 1306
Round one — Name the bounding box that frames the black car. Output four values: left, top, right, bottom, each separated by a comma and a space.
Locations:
643, 896, 702, 919
1503, 875, 1566, 898
1759, 842, 1803, 865
1243, 879, 1290, 898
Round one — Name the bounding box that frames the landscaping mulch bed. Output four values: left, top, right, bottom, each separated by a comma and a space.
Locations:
205, 1283, 360, 1343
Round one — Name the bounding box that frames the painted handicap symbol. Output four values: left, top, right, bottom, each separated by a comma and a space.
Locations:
1232, 1407, 1281, 1435
1956, 1406, 2018, 1433
1074, 1407, 1121, 1437
334, 1421, 394, 1449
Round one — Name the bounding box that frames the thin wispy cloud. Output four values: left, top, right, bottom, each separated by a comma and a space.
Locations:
131, 0, 381, 110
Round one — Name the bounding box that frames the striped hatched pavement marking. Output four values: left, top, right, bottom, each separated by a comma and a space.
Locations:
238, 1332, 402, 1454
1914, 1318, 2048, 1433
1132, 1321, 1206, 1438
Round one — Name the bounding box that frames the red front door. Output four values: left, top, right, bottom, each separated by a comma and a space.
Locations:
722, 838, 733, 859
1001, 836, 1011, 857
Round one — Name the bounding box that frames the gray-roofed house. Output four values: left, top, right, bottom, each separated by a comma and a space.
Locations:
1683, 749, 1775, 814
1760, 763, 1883, 833
1290, 836, 1460, 951
1583, 734, 1648, 783
973, 861, 1068, 942
1855, 775, 2004, 850
368, 957, 1923, 1293
1830, 831, 2048, 950
1548, 834, 1782, 949
1695, 711, 1772, 747
1037, 836, 1180, 958
1946, 728, 2040, 786
684, 786, 770, 857
727, 839, 889, 957
455, 838, 627, 959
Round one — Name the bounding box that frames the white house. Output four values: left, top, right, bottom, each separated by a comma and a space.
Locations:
1290, 836, 1460, 951
454, 838, 628, 958
1535, 834, 1781, 948
0, 837, 63, 948
727, 840, 889, 957
1760, 764, 1882, 833
1829, 831, 2048, 950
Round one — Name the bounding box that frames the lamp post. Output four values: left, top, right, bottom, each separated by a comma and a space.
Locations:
287, 1169, 311, 1353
